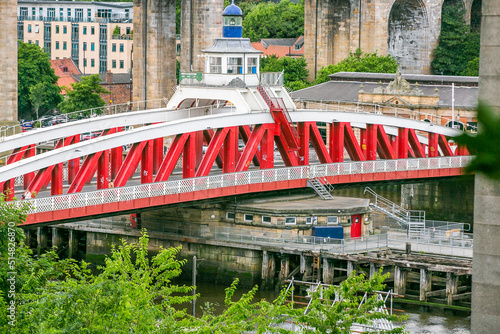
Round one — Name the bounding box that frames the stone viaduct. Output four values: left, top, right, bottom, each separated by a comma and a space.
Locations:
0, 0, 483, 120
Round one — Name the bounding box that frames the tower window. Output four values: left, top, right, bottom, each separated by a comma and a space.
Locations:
209, 56, 222, 74
224, 16, 242, 26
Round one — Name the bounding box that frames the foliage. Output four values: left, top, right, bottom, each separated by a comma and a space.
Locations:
18, 42, 62, 120
112, 25, 120, 35
242, 0, 304, 42
431, 3, 480, 76
260, 55, 309, 89
313, 49, 398, 85
455, 102, 500, 180
58, 74, 111, 116
293, 270, 407, 333
461, 57, 479, 77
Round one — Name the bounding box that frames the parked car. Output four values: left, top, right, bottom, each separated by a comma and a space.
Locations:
20, 120, 35, 132
81, 131, 102, 141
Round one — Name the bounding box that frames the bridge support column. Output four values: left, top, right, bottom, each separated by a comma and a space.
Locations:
347, 260, 354, 277
52, 227, 62, 250
397, 128, 409, 159
141, 140, 154, 183
260, 125, 274, 169
97, 150, 110, 189
419, 268, 432, 302
446, 272, 458, 306
366, 124, 377, 161
329, 122, 344, 162
394, 266, 407, 295
369, 263, 378, 278
428, 133, 438, 157
0, 0, 18, 124
300, 254, 306, 274
68, 230, 78, 258
261, 251, 276, 289
322, 258, 334, 284
278, 255, 289, 282
37, 227, 47, 255
297, 122, 310, 165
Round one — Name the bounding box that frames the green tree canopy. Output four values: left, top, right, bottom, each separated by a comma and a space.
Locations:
242, 0, 304, 42
260, 55, 309, 90
313, 49, 398, 85
18, 42, 62, 120
58, 74, 111, 116
431, 2, 480, 76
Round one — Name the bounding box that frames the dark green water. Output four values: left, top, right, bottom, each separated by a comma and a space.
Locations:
181, 281, 470, 333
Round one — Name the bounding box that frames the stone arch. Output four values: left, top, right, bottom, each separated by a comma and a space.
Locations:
470, 0, 482, 31
387, 0, 429, 74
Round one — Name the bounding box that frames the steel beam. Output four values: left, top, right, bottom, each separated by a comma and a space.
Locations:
344, 123, 365, 161
408, 129, 426, 158
141, 140, 154, 183
236, 124, 266, 172
154, 133, 189, 182
223, 127, 237, 173
428, 132, 439, 158
366, 124, 377, 161
397, 128, 409, 159
197, 128, 228, 176
439, 134, 454, 156
309, 123, 332, 164
114, 141, 148, 187
297, 122, 310, 166
377, 126, 396, 159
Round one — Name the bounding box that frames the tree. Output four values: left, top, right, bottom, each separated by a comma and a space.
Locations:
461, 57, 479, 76
431, 3, 480, 76
456, 102, 500, 180
18, 42, 62, 120
112, 25, 120, 35
243, 0, 304, 42
260, 55, 309, 89
313, 49, 398, 85
29, 82, 51, 121
58, 74, 111, 116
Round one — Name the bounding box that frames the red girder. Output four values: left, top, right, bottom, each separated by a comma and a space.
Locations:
428, 132, 439, 157
25, 136, 75, 198
110, 128, 123, 179
223, 127, 238, 173
239, 125, 261, 167
329, 122, 345, 162
236, 124, 267, 172
297, 122, 310, 165
366, 124, 377, 161
97, 150, 110, 189
67, 152, 104, 193
438, 134, 454, 156
377, 125, 396, 160
260, 125, 274, 169
270, 108, 300, 150
183, 132, 197, 178
408, 129, 426, 158
309, 123, 331, 164
203, 129, 223, 168
344, 123, 365, 161
1, 145, 30, 199
154, 133, 189, 182
142, 140, 154, 183
68, 136, 80, 184
197, 128, 229, 176
114, 141, 148, 187
23, 145, 36, 189
396, 128, 409, 159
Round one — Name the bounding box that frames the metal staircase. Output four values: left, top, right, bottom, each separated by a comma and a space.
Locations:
364, 187, 425, 236
307, 177, 334, 200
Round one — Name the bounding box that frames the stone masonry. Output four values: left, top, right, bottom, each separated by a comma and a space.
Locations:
471, 0, 500, 332
0, 0, 18, 124
180, 0, 223, 73
304, 0, 481, 81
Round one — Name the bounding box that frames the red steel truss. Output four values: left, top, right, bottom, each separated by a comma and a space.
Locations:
4, 108, 469, 201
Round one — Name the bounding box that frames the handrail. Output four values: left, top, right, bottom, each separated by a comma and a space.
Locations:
19, 156, 472, 215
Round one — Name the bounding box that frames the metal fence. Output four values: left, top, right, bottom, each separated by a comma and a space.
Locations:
22, 156, 472, 215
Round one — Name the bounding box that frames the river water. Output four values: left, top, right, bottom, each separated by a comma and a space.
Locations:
183, 281, 471, 333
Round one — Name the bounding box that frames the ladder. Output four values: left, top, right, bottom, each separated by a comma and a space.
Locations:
307, 177, 334, 200
364, 187, 425, 236
312, 255, 320, 281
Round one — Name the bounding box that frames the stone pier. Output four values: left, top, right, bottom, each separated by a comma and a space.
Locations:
0, 0, 18, 124
37, 227, 47, 254
52, 227, 62, 250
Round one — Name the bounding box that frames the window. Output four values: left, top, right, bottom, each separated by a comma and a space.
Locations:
34, 25, 39, 33
83, 58, 87, 67
327, 216, 338, 225
285, 217, 296, 225
55, 41, 59, 50
125, 9, 130, 19
126, 27, 131, 34
119, 44, 124, 52
20, 7, 28, 18
39, 7, 43, 17
55, 25, 59, 34
32, 7, 36, 17
306, 217, 314, 225
244, 214, 253, 222
67, 8, 71, 19
63, 41, 67, 50
87, 9, 91, 18
48, 8, 55, 19
97, 9, 112, 18
112, 60, 116, 68
62, 66, 68, 73
83, 26, 87, 35
76, 8, 83, 21
227, 57, 242, 74
35, 40, 39, 46
63, 26, 67, 34
112, 43, 116, 52
91, 42, 95, 51
262, 216, 271, 224
91, 27, 95, 35
224, 16, 242, 26
28, 24, 32, 33
209, 56, 222, 73
247, 57, 258, 74
91, 59, 95, 67
120, 60, 124, 69
59, 8, 64, 21
226, 212, 235, 220
83, 42, 87, 51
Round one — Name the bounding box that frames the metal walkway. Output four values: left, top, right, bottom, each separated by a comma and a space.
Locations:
307, 177, 334, 200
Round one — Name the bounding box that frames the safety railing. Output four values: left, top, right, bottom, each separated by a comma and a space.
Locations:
387, 232, 473, 258
20, 156, 472, 215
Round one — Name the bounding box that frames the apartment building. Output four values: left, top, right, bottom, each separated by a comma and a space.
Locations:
17, 1, 133, 75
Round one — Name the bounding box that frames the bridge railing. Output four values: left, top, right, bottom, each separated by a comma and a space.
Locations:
21, 156, 472, 215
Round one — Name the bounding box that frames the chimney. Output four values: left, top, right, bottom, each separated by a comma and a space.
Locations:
106, 70, 113, 84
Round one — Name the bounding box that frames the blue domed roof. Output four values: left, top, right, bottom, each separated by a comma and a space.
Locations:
223, 1, 242, 16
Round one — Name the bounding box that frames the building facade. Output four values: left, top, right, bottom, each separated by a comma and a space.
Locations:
17, 1, 133, 75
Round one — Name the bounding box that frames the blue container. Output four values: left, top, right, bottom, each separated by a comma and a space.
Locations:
312, 226, 344, 239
